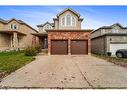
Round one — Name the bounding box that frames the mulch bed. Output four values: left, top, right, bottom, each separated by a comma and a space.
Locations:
0, 72, 9, 82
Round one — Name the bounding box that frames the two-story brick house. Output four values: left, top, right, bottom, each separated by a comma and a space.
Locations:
91, 23, 127, 56
0, 18, 39, 51
34, 8, 92, 55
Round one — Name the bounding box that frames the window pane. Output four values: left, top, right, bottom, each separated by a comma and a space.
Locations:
112, 29, 119, 33
14, 25, 17, 29
11, 24, 13, 29
61, 17, 65, 26
72, 17, 75, 26
11, 24, 17, 29
66, 15, 71, 26
47, 25, 49, 29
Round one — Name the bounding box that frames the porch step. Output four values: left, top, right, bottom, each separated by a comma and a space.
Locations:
38, 49, 48, 56
41, 49, 48, 53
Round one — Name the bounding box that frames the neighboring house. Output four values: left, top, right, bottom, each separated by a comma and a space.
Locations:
33, 8, 92, 55
0, 18, 39, 51
91, 23, 127, 56
36, 22, 54, 49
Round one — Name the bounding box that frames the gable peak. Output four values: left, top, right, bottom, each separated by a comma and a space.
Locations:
56, 8, 80, 17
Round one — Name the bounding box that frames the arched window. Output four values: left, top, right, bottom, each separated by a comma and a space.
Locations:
60, 15, 76, 26
61, 17, 65, 26
10, 24, 18, 30
66, 15, 71, 26
72, 17, 76, 26
46, 25, 49, 29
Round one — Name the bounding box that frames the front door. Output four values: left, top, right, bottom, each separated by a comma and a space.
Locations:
44, 38, 48, 49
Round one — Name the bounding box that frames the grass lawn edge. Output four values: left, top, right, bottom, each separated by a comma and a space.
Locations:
0, 51, 36, 81
92, 53, 127, 68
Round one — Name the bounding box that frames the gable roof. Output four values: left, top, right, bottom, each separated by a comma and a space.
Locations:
56, 8, 80, 17
0, 18, 25, 24
92, 23, 127, 33
111, 23, 127, 29
0, 18, 38, 33
0, 18, 7, 23
37, 22, 54, 27
7, 18, 24, 24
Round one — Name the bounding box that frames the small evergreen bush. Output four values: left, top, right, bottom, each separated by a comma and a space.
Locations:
24, 47, 37, 56
107, 52, 112, 56
35, 45, 42, 53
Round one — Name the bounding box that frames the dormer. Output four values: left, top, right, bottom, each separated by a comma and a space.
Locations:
7, 18, 21, 30
37, 22, 54, 33
53, 8, 83, 29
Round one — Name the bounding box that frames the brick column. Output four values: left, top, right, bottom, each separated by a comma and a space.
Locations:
88, 38, 91, 55
48, 33, 51, 55
11, 35, 13, 48
68, 39, 71, 55
13, 32, 18, 50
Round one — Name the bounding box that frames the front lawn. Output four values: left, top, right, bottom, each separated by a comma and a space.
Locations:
0, 51, 35, 80
92, 54, 127, 68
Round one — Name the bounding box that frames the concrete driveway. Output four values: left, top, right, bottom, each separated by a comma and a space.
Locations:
1, 55, 127, 89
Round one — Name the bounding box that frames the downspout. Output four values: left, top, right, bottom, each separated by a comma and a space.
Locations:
104, 36, 106, 55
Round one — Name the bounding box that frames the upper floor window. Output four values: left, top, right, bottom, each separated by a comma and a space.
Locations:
102, 29, 106, 34
61, 15, 76, 26
42, 24, 52, 32
112, 29, 119, 33
10, 24, 18, 30
61, 17, 65, 26
66, 15, 71, 26
72, 17, 76, 26
46, 25, 49, 29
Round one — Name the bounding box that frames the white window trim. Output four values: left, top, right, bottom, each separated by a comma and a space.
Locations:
61, 17, 65, 26
10, 24, 18, 30
101, 29, 106, 34
42, 24, 53, 32
66, 14, 71, 26
112, 29, 119, 33
60, 14, 76, 27
46, 24, 49, 29
72, 17, 76, 26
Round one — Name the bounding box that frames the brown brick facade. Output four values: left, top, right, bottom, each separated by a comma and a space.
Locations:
48, 31, 91, 55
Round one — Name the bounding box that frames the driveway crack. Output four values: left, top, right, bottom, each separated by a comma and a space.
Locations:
74, 62, 94, 88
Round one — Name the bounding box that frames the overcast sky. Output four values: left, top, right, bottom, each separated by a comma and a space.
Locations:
0, 6, 127, 30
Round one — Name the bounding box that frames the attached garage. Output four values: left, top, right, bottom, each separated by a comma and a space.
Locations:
47, 30, 92, 55
71, 40, 88, 54
51, 39, 88, 55
110, 43, 127, 55
51, 40, 68, 55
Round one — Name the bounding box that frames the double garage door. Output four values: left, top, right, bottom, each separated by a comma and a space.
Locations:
51, 40, 88, 55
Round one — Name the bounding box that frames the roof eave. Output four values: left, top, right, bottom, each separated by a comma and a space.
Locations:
0, 30, 26, 35
46, 29, 93, 32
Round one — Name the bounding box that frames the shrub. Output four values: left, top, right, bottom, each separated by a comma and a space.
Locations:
35, 45, 42, 53
107, 52, 112, 56
24, 47, 37, 56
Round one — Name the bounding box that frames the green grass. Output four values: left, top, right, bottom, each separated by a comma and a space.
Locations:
0, 51, 35, 74
92, 54, 127, 67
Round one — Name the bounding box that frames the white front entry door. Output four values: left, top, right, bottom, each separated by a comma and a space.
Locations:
110, 43, 127, 56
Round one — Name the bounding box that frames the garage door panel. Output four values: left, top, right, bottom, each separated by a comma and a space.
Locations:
71, 40, 88, 54
110, 43, 127, 55
51, 40, 68, 55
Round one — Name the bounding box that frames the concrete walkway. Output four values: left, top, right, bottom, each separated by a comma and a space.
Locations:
0, 55, 127, 89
